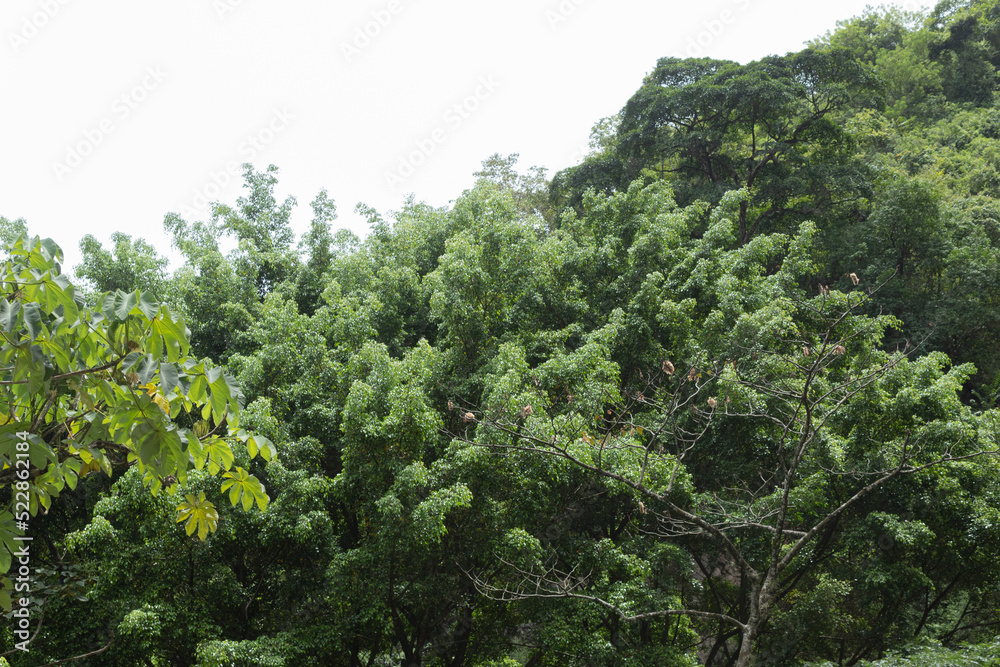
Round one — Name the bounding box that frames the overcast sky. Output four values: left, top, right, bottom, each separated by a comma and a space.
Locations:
2, 0, 927, 273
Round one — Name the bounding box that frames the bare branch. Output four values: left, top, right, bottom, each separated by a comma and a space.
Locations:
465, 560, 747, 631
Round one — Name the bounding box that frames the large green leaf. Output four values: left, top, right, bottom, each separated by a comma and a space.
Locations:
220, 467, 269, 511
237, 429, 276, 462
136, 354, 157, 386
0, 300, 20, 333
21, 303, 42, 340
209, 371, 232, 425
176, 492, 219, 541
149, 308, 188, 361
39, 237, 62, 262
189, 373, 209, 404
159, 361, 180, 395
203, 439, 234, 475
120, 351, 144, 373
113, 290, 137, 321
137, 291, 158, 320
101, 292, 117, 322
0, 512, 17, 575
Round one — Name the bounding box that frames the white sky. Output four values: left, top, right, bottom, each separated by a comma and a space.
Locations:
2, 0, 927, 274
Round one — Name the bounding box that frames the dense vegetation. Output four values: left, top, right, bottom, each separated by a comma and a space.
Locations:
4, 1, 1000, 664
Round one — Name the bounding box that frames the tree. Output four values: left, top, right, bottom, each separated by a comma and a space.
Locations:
211, 163, 298, 300
164, 163, 300, 361
473, 153, 552, 224
294, 189, 337, 317
0, 234, 273, 627
163, 210, 251, 362
611, 49, 880, 244
75, 232, 169, 298
927, 0, 1000, 105
460, 192, 1000, 666
812, 5, 924, 65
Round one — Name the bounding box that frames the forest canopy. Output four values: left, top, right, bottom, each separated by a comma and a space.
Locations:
4, 2, 1000, 666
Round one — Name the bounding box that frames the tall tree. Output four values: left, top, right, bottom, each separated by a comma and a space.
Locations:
294, 189, 337, 316
164, 164, 299, 362
473, 153, 553, 223
211, 164, 298, 300
614, 49, 881, 244
75, 232, 169, 298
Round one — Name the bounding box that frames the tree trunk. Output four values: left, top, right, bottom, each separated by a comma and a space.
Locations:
735, 573, 775, 667
734, 603, 759, 667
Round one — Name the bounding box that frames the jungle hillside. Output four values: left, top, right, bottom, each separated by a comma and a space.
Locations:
5, 1, 1000, 665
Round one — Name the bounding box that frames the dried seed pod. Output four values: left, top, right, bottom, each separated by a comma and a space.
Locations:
462, 411, 476, 423
803, 346, 810, 356
819, 283, 829, 295
688, 368, 697, 381
448, 400, 455, 411
519, 405, 533, 419
833, 345, 846, 355
638, 501, 647, 515
707, 397, 717, 409
662, 360, 675, 375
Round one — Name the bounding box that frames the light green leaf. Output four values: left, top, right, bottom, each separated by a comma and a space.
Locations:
203, 439, 234, 474
113, 290, 137, 321
209, 372, 231, 425
176, 492, 219, 541
220, 467, 269, 511
137, 292, 158, 320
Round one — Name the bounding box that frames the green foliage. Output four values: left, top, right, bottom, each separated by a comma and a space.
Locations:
0, 218, 28, 248
609, 48, 880, 243
12, 7, 1000, 662
294, 189, 336, 316
0, 233, 271, 612
163, 163, 300, 361
195, 635, 293, 666
473, 153, 552, 223
75, 232, 169, 298
213, 163, 298, 300
808, 637, 1000, 666
176, 491, 220, 539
